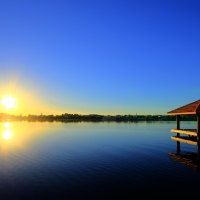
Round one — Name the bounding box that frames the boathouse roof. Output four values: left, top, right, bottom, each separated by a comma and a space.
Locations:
167, 99, 200, 115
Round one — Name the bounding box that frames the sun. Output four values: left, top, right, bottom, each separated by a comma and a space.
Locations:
1, 96, 16, 109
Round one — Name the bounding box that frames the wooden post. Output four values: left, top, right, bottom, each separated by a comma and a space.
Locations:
197, 115, 200, 161
176, 115, 180, 154
176, 115, 180, 130
197, 114, 200, 138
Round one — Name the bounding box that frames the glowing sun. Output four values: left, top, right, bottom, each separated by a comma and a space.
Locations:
1, 96, 16, 109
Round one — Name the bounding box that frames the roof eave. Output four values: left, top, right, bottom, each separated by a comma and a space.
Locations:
167, 112, 197, 115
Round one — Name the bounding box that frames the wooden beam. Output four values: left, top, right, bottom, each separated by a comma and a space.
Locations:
171, 136, 197, 145
168, 112, 197, 115
170, 129, 197, 136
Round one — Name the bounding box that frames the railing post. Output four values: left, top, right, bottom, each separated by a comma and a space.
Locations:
176, 115, 180, 154
197, 115, 200, 161
176, 115, 180, 130
197, 114, 200, 139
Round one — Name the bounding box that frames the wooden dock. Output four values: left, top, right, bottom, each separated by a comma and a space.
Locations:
167, 99, 200, 147
167, 100, 200, 170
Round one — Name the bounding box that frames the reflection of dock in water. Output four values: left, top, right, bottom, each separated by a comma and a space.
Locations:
167, 99, 200, 171
168, 152, 200, 171
169, 152, 198, 164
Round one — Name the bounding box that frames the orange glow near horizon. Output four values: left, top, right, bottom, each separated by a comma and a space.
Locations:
0, 88, 53, 115
0, 84, 65, 115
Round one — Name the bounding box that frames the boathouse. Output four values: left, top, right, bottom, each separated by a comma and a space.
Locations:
167, 99, 200, 147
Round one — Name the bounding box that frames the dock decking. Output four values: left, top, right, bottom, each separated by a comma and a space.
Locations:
170, 129, 197, 136
170, 129, 198, 145
171, 136, 197, 145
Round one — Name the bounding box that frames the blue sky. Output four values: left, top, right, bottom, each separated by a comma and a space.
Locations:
0, 0, 200, 115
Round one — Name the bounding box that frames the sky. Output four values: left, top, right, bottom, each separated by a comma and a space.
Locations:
0, 0, 200, 115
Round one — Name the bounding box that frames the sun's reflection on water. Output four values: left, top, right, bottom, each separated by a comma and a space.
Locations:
2, 122, 13, 141
3, 129, 13, 140
4, 122, 11, 129
0, 121, 57, 150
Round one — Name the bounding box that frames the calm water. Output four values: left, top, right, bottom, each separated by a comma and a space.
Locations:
0, 121, 200, 199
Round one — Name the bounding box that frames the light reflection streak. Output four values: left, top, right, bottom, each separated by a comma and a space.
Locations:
2, 122, 13, 141
3, 129, 13, 140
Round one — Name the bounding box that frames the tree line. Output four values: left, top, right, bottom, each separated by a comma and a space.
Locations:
0, 113, 197, 122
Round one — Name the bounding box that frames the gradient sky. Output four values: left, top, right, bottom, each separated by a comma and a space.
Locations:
0, 0, 200, 115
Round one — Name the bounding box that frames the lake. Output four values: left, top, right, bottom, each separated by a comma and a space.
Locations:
0, 121, 200, 199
